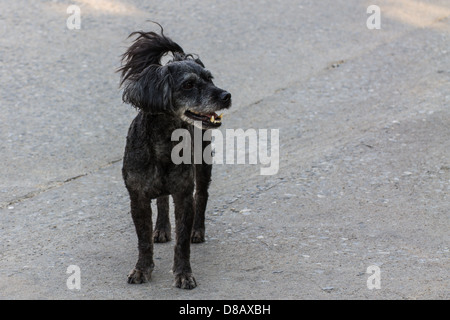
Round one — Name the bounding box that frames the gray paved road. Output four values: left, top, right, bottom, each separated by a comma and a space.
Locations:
0, 0, 449, 299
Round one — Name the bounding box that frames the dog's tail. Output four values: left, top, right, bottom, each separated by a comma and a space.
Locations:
118, 24, 184, 86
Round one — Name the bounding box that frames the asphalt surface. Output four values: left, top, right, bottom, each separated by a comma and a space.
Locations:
0, 0, 449, 299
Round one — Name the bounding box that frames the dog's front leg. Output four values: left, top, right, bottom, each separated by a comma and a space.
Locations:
172, 191, 197, 289
127, 191, 154, 284
192, 161, 212, 243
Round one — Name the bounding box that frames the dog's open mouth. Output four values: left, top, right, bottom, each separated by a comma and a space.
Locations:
184, 110, 223, 128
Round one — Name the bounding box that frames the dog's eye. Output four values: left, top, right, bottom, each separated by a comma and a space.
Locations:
182, 81, 195, 90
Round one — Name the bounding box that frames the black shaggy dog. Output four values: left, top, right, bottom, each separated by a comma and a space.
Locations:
118, 26, 231, 289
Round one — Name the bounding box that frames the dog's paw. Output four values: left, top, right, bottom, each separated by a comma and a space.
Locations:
191, 229, 205, 243
174, 273, 197, 289
154, 229, 171, 243
127, 268, 152, 284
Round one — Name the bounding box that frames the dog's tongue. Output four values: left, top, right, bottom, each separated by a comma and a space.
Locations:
186, 110, 224, 123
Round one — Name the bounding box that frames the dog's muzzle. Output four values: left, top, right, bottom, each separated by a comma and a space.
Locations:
184, 90, 231, 128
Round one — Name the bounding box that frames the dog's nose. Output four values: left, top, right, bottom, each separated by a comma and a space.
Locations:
220, 91, 231, 102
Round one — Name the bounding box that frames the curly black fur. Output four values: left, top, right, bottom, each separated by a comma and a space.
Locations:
118, 25, 231, 289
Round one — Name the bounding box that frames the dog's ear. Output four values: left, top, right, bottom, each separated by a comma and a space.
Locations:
119, 30, 184, 78
122, 65, 173, 113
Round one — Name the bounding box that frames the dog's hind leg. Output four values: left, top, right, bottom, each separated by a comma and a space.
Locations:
191, 160, 212, 243
154, 195, 171, 243
127, 191, 155, 284
172, 191, 197, 289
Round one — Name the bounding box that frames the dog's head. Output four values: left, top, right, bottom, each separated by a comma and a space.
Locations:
119, 27, 231, 129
